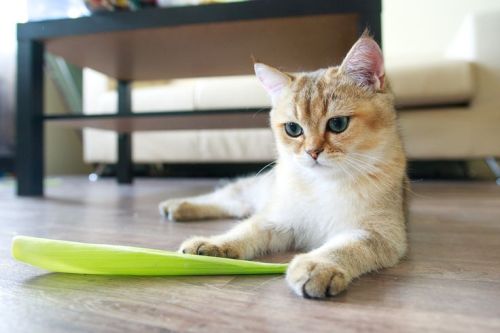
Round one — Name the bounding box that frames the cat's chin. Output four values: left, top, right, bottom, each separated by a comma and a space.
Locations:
298, 155, 337, 169
293, 158, 359, 180
295, 159, 342, 176
287, 154, 351, 179
295, 159, 326, 169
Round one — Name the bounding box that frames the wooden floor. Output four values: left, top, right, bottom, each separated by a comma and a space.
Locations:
1, 177, 500, 333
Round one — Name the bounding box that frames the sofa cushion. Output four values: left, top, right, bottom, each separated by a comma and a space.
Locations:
88, 79, 196, 113
93, 60, 474, 112
83, 129, 276, 163
194, 76, 270, 109
388, 60, 474, 108
194, 60, 474, 110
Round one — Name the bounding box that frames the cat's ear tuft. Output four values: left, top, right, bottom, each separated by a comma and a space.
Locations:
340, 36, 385, 91
254, 63, 292, 103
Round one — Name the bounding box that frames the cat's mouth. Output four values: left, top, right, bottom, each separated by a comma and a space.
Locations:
297, 159, 323, 169
308, 156, 345, 170
293, 154, 335, 169
308, 159, 328, 168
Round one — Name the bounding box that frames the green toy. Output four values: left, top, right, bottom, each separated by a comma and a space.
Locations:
11, 236, 287, 276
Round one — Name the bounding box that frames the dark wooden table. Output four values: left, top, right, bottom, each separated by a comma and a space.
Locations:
16, 0, 381, 196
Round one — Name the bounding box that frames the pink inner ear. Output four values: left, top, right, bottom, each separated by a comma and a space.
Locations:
343, 38, 385, 90
259, 78, 284, 94
254, 63, 290, 97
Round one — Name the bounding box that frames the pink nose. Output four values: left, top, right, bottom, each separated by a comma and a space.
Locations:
306, 148, 324, 160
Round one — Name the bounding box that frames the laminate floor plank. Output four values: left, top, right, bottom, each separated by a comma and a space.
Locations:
1, 177, 499, 332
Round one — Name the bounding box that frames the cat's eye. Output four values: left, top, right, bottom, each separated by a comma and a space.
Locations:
284, 122, 303, 137
327, 116, 350, 134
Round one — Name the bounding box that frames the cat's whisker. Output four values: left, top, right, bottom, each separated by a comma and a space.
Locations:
337, 159, 357, 183
251, 107, 270, 117
348, 160, 380, 174
349, 152, 389, 164
342, 158, 375, 178
344, 156, 382, 175
351, 154, 425, 197
343, 158, 392, 194
255, 160, 277, 177
346, 158, 393, 185
346, 156, 400, 187
342, 158, 379, 188
347, 156, 403, 187
348, 153, 396, 170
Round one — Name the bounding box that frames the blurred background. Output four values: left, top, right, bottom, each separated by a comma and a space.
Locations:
1, 0, 500, 183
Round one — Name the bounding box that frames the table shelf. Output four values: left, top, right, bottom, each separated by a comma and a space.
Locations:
44, 109, 270, 132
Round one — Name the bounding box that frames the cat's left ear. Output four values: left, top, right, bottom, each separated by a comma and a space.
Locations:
254, 63, 293, 104
340, 35, 385, 91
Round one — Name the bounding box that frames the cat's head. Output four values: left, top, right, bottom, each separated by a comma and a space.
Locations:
255, 35, 402, 178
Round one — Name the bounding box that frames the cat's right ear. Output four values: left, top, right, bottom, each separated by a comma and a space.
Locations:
339, 34, 385, 91
254, 63, 292, 104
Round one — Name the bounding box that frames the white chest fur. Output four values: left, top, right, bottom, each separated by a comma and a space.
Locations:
263, 166, 367, 250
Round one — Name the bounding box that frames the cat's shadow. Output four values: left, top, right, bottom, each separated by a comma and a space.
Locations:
21, 253, 400, 304
20, 271, 287, 300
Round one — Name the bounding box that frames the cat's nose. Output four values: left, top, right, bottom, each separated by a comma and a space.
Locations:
306, 148, 324, 160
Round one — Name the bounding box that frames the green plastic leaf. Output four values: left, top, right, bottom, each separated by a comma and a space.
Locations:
11, 236, 287, 276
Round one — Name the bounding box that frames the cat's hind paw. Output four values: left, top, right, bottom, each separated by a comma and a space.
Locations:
286, 254, 350, 299
159, 199, 229, 222
158, 199, 185, 221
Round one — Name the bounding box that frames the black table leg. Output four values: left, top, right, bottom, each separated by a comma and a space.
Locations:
16, 40, 44, 196
117, 80, 133, 184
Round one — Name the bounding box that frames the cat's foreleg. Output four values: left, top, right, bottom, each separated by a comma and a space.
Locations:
286, 228, 406, 298
179, 215, 293, 259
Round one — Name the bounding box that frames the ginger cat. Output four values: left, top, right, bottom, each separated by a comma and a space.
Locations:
159, 35, 408, 299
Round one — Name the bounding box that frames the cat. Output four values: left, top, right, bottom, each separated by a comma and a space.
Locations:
159, 34, 408, 299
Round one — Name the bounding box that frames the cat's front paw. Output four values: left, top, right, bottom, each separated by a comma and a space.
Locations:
286, 254, 350, 299
179, 237, 242, 259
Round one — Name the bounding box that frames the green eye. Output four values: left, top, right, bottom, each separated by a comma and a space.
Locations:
327, 116, 350, 133
284, 122, 303, 137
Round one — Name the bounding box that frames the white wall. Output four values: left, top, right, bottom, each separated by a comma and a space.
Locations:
383, 0, 500, 62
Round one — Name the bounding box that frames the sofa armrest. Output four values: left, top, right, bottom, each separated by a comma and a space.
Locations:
446, 11, 500, 111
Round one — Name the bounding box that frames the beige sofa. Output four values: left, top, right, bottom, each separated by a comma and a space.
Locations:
82, 11, 500, 165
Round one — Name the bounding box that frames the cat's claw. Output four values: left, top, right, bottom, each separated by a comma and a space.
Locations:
286, 254, 349, 299
158, 199, 181, 220
159, 199, 198, 221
